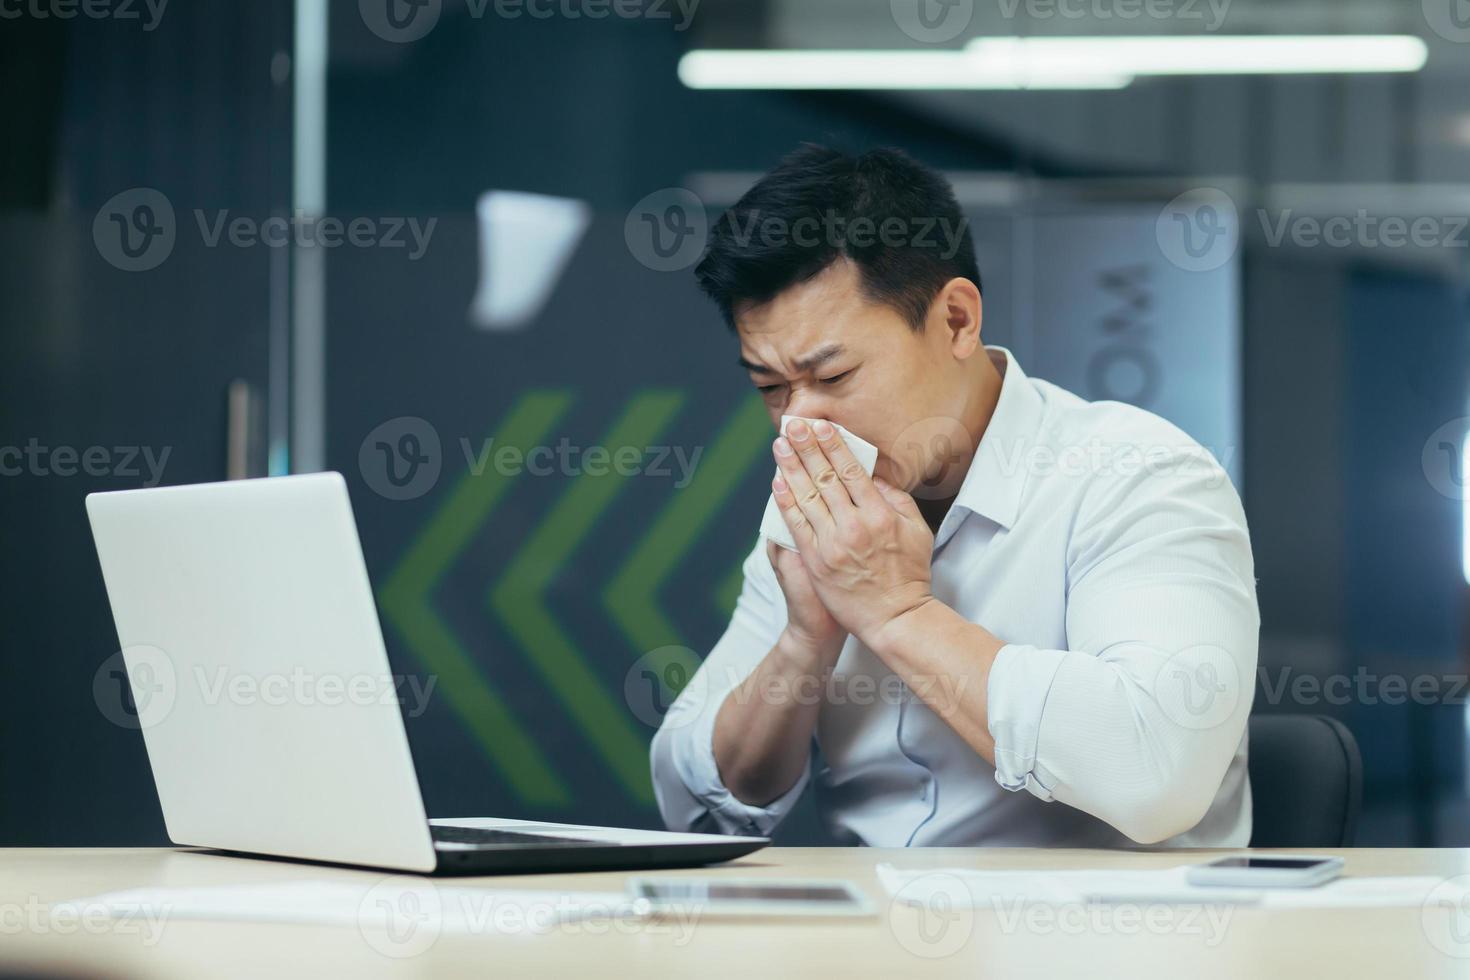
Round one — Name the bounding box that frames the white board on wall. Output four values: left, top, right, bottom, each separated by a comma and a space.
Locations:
1023, 207, 1243, 488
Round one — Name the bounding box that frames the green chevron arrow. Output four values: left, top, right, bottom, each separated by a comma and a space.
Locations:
603, 395, 773, 683
487, 391, 684, 804
379, 391, 573, 805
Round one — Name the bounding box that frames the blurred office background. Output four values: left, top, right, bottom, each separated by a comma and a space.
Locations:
3, 0, 1469, 846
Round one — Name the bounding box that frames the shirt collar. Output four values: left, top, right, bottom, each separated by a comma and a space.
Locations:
945, 346, 1045, 533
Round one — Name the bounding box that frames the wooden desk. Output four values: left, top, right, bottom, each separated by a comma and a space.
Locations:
2, 847, 1468, 979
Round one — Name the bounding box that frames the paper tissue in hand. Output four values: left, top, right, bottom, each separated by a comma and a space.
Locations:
760, 416, 880, 552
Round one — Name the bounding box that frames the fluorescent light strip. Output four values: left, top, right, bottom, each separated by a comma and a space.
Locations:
678, 36, 1428, 91
964, 35, 1429, 75
678, 50, 1133, 90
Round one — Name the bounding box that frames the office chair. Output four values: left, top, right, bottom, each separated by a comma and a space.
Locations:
1248, 714, 1362, 847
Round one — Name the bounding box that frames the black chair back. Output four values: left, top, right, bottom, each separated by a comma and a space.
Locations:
1248, 714, 1362, 847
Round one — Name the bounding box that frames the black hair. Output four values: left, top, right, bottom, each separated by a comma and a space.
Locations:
694, 144, 981, 332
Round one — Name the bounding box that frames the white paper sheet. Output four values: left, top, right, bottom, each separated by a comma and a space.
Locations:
876, 862, 1466, 910
52, 880, 641, 936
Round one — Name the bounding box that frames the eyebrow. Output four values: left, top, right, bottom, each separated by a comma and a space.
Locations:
738, 344, 847, 376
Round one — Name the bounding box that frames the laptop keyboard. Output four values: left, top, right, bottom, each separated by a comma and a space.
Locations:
431, 825, 605, 848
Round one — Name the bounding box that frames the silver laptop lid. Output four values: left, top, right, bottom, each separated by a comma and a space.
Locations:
86, 472, 437, 872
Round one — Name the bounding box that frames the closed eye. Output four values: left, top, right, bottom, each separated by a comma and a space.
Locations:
819, 369, 854, 385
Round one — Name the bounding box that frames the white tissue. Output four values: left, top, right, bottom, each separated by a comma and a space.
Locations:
760, 416, 880, 552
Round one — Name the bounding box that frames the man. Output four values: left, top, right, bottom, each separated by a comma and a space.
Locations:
649, 144, 1258, 847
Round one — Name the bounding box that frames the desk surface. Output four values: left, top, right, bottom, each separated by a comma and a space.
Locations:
3, 846, 1469, 979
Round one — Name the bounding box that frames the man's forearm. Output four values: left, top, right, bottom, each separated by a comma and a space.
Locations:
712, 629, 838, 807
869, 598, 1005, 764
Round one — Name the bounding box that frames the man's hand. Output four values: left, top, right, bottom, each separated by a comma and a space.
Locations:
767, 539, 847, 662
771, 418, 936, 645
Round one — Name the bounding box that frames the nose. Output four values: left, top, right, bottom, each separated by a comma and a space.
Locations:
784, 389, 830, 422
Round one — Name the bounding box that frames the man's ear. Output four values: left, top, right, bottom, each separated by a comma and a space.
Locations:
933, 277, 982, 359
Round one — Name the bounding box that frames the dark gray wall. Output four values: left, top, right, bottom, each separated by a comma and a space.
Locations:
0, 0, 291, 844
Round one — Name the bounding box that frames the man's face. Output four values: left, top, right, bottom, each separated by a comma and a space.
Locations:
735, 258, 979, 496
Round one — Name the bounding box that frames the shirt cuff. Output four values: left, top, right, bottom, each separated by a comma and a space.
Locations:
669, 693, 811, 838
987, 643, 1068, 802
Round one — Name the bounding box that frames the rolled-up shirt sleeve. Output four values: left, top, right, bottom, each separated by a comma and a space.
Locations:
650, 538, 814, 837
986, 448, 1260, 845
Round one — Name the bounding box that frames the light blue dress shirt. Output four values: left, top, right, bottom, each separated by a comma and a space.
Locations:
650, 347, 1258, 847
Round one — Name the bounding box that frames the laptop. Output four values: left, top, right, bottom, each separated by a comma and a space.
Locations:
85, 472, 768, 876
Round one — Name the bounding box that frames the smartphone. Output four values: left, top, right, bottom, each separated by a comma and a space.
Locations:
1186, 855, 1345, 888
626, 877, 875, 917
